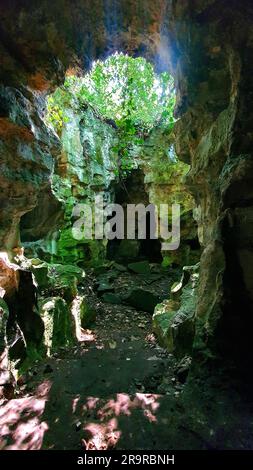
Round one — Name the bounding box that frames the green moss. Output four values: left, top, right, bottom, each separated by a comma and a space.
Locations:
39, 297, 76, 356
153, 264, 199, 357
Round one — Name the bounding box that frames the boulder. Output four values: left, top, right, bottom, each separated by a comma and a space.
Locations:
113, 263, 127, 272
96, 282, 114, 295
102, 293, 122, 304
93, 263, 112, 275
153, 302, 195, 358
128, 260, 151, 274
32, 262, 85, 301
152, 264, 199, 357
79, 300, 96, 329
39, 297, 76, 355
124, 288, 160, 313
71, 295, 96, 336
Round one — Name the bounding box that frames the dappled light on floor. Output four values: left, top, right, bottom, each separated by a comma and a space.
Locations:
0, 380, 51, 450
82, 418, 121, 450
73, 392, 162, 450
78, 329, 96, 343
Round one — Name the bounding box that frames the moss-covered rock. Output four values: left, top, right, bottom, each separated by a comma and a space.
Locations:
71, 295, 96, 332
32, 261, 85, 300
47, 106, 119, 267
153, 264, 199, 357
38, 297, 76, 356
125, 288, 161, 313
128, 261, 151, 274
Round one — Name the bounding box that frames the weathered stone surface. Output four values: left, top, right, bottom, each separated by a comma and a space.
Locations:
32, 262, 85, 300
0, 0, 252, 363
171, 263, 199, 301
0, 299, 9, 367
133, 125, 197, 266
153, 265, 199, 357
0, 253, 19, 298
128, 261, 151, 275
97, 283, 114, 295
38, 297, 76, 355
125, 288, 161, 314
20, 185, 63, 244
19, 102, 119, 266
0, 0, 170, 89
71, 295, 96, 335
168, 1, 253, 357
79, 302, 96, 329
0, 86, 60, 252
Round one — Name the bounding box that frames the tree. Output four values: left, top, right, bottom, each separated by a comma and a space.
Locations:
46, 53, 176, 174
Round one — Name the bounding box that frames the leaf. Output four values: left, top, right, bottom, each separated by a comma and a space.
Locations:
46, 52, 175, 162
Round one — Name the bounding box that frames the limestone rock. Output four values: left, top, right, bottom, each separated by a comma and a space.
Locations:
39, 297, 76, 355
0, 0, 252, 361
0, 254, 19, 298
102, 293, 122, 305
128, 261, 151, 274
153, 264, 199, 357
32, 262, 85, 301
113, 263, 127, 272
96, 282, 114, 295
71, 295, 96, 333
80, 302, 96, 329
125, 288, 161, 313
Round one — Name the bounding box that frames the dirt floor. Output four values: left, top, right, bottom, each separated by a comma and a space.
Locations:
1, 267, 253, 450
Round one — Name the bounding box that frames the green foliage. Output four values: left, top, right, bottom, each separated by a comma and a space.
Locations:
46, 90, 72, 133
46, 53, 176, 174
75, 53, 175, 129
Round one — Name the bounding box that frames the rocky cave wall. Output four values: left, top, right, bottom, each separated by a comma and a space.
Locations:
0, 0, 253, 364
169, 0, 253, 359
21, 104, 119, 265
20, 98, 196, 268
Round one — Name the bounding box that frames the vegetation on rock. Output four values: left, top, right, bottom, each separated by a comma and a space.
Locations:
47, 53, 176, 174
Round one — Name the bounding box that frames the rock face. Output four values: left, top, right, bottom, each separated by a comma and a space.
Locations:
0, 299, 9, 367
49, 106, 119, 266
125, 288, 161, 314
0, 86, 60, 253
21, 93, 196, 269
153, 264, 199, 357
135, 126, 199, 266
168, 0, 253, 358
19, 104, 119, 265
0, 0, 253, 364
39, 297, 75, 356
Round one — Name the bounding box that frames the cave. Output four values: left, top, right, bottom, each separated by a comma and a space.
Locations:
0, 0, 253, 456
106, 169, 163, 264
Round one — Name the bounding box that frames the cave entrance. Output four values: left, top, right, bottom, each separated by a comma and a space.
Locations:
41, 51, 199, 274
106, 169, 163, 264
43, 52, 186, 267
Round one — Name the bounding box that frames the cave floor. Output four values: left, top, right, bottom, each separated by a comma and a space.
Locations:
1, 268, 253, 450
